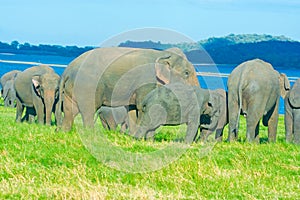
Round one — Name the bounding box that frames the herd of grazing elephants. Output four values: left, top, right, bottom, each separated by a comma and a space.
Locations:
0, 47, 299, 144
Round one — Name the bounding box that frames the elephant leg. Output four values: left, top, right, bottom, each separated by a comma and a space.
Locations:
185, 115, 200, 144
284, 106, 293, 143
80, 108, 95, 129
61, 95, 79, 132
246, 108, 262, 143
199, 128, 212, 142
100, 116, 109, 130
128, 109, 138, 136
267, 102, 279, 143
228, 95, 239, 142
215, 127, 224, 142
15, 98, 24, 123
293, 110, 300, 144
33, 99, 44, 124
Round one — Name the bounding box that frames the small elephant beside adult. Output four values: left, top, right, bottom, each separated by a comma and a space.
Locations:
227, 59, 290, 143
134, 82, 210, 143
284, 78, 300, 144
0, 70, 21, 107
14, 65, 60, 125
56, 47, 199, 133
200, 89, 228, 142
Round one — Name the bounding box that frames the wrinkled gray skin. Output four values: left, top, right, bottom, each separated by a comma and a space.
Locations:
14, 65, 60, 125
0, 70, 21, 107
284, 78, 300, 144
227, 59, 290, 143
97, 106, 129, 132
200, 89, 228, 142
134, 83, 210, 143
56, 47, 199, 132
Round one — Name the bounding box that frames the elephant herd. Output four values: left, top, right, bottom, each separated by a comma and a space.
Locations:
0, 47, 299, 144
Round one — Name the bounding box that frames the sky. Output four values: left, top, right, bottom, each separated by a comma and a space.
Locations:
1, 0, 299, 47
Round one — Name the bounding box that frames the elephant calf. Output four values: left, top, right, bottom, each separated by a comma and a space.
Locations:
200, 89, 228, 142
14, 65, 60, 125
0, 70, 21, 107
97, 106, 129, 132
134, 83, 210, 143
284, 78, 300, 144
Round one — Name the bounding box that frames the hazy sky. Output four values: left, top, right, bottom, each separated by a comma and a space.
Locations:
1, 0, 299, 46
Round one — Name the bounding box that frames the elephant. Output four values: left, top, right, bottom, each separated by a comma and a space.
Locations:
133, 82, 210, 143
284, 78, 300, 144
55, 47, 199, 132
0, 70, 21, 107
227, 59, 290, 143
96, 106, 129, 132
200, 89, 228, 142
14, 65, 60, 125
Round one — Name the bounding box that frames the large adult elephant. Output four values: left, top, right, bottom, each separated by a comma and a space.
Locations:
56, 47, 199, 132
0, 70, 21, 107
14, 65, 60, 125
284, 78, 300, 144
227, 59, 290, 142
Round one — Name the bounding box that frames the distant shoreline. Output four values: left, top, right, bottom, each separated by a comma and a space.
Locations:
0, 59, 67, 68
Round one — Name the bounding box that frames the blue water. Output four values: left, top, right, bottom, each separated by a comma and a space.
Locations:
1, 53, 300, 114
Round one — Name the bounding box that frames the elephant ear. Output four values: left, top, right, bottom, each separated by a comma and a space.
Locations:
279, 73, 290, 98
155, 54, 172, 85
32, 75, 42, 96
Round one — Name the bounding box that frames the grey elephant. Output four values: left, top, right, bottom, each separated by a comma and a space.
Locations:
227, 59, 290, 142
284, 78, 300, 144
134, 83, 210, 143
55, 47, 199, 132
0, 70, 21, 107
96, 106, 129, 132
200, 89, 228, 142
14, 65, 60, 125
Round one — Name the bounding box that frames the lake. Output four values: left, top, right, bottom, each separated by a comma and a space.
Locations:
1, 53, 300, 114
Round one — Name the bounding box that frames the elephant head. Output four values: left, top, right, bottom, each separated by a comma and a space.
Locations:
155, 49, 199, 86
3, 79, 16, 107
279, 73, 290, 98
288, 79, 300, 108
32, 73, 60, 125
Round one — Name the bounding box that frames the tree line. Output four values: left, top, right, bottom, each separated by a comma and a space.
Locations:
0, 41, 94, 57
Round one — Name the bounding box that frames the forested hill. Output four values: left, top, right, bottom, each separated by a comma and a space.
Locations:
119, 34, 300, 68
1, 34, 300, 68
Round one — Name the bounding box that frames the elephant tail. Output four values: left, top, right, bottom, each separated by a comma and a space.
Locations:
235, 70, 245, 132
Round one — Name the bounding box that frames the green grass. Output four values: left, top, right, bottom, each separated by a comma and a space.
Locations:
0, 104, 299, 199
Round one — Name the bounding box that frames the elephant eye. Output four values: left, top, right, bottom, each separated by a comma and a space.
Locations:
184, 70, 189, 78
142, 104, 146, 112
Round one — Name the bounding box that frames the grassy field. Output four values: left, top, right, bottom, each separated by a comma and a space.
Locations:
0, 104, 299, 199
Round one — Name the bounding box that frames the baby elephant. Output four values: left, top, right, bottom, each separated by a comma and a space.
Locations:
284, 78, 300, 144
200, 89, 228, 142
97, 106, 129, 132
134, 83, 210, 143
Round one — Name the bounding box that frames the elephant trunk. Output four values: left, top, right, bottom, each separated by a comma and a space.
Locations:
44, 90, 55, 125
